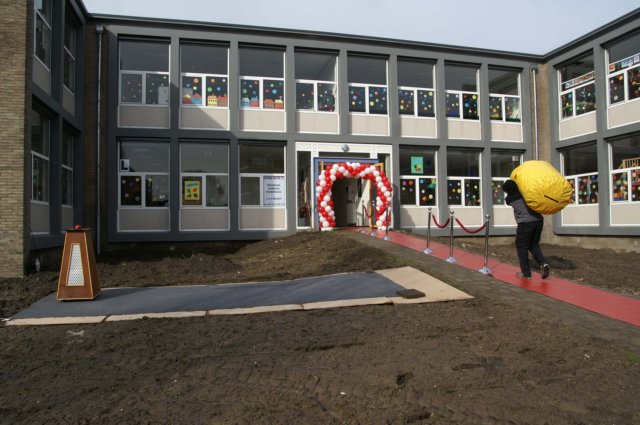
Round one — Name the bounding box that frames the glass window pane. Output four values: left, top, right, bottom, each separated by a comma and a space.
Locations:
297, 151, 312, 227
295, 52, 336, 81
31, 110, 49, 156
563, 144, 597, 175
240, 145, 284, 173
120, 40, 169, 72
610, 136, 640, 169
447, 180, 462, 205
505, 97, 521, 122
145, 74, 170, 105
609, 74, 625, 104
418, 178, 436, 206
241, 176, 260, 205
349, 86, 366, 113
206, 76, 228, 106
62, 133, 73, 166
64, 52, 75, 91
181, 76, 202, 105
239, 47, 283, 77
35, 15, 51, 66
296, 83, 314, 110
491, 181, 505, 205
180, 43, 228, 74
64, 19, 76, 52
398, 90, 414, 115
121, 73, 142, 103
263, 80, 284, 109
400, 179, 417, 205
559, 56, 594, 84
35, 0, 51, 22
608, 32, 640, 64
182, 176, 202, 206
465, 179, 481, 206
490, 96, 502, 120
368, 86, 388, 115
577, 175, 598, 205
240, 79, 260, 108
348, 56, 387, 84
120, 175, 142, 205
181, 143, 228, 173
447, 150, 479, 177
561, 92, 573, 118
206, 175, 228, 207
145, 175, 169, 207
61, 168, 72, 205
445, 64, 477, 91
398, 60, 433, 87
575, 83, 596, 115
445, 92, 460, 117
120, 142, 169, 172
462, 93, 479, 119
417, 90, 435, 117
629, 68, 640, 100
32, 156, 49, 202
489, 69, 518, 95
400, 147, 436, 175
317, 83, 336, 112
491, 151, 521, 177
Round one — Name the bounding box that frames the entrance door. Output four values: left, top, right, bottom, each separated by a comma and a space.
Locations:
333, 178, 359, 227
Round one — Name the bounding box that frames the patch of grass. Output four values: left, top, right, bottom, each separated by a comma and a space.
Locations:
622, 349, 640, 365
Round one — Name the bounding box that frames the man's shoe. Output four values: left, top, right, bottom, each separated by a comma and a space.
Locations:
516, 272, 532, 280
541, 264, 550, 279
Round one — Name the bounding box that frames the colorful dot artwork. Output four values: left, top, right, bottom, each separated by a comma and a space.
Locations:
489, 96, 502, 120
491, 180, 505, 205
418, 178, 436, 206
609, 75, 625, 104
612, 172, 628, 201
505, 97, 521, 122
349, 86, 366, 113
241, 79, 260, 108
398, 90, 415, 115
447, 180, 462, 205
577, 175, 598, 204
120, 176, 142, 206
263, 79, 284, 109
464, 179, 480, 206
368, 86, 388, 114
417, 90, 435, 117
296, 83, 314, 110
145, 74, 169, 105
317, 83, 336, 112
629, 68, 640, 100
575, 83, 596, 115
121, 74, 142, 103
445, 93, 460, 118
561, 92, 573, 119
462, 93, 479, 120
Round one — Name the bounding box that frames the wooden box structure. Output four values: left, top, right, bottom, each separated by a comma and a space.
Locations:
57, 228, 101, 300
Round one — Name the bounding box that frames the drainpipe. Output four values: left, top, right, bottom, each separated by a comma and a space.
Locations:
531, 63, 539, 160
96, 25, 103, 255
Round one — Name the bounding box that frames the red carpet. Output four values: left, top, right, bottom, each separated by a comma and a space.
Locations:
348, 228, 640, 327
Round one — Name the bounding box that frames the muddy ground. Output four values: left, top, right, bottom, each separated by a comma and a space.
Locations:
1, 231, 639, 424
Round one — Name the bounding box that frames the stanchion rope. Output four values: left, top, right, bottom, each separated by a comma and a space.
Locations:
454, 218, 487, 234
431, 215, 451, 229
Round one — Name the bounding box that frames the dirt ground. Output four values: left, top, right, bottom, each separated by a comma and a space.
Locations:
1, 231, 639, 424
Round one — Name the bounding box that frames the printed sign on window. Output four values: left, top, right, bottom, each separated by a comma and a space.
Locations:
263, 176, 285, 206
411, 156, 423, 174
184, 179, 201, 201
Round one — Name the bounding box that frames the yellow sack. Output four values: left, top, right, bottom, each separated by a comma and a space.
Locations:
510, 160, 573, 215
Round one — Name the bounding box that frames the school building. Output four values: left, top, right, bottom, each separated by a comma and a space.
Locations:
1, 0, 639, 277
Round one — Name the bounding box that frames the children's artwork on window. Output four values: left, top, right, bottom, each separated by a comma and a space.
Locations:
609, 74, 625, 104
489, 96, 502, 120
561, 92, 573, 118
417, 90, 435, 117
263, 79, 284, 109
121, 176, 142, 206
575, 83, 596, 115
145, 175, 169, 207
400, 179, 416, 205
418, 178, 436, 206
464, 179, 480, 206
631, 169, 640, 202
577, 175, 598, 204
368, 86, 388, 114
612, 172, 628, 201
241, 79, 260, 108
182, 177, 202, 205
462, 93, 479, 120
398, 90, 415, 115
145, 74, 169, 105
296, 83, 314, 110
628, 68, 640, 100
410, 156, 423, 174
445, 93, 460, 118
491, 180, 504, 205
317, 83, 336, 112
505, 97, 521, 122
349, 86, 366, 112
182, 76, 202, 105
121, 74, 142, 103
206, 76, 227, 107
447, 180, 462, 205
566, 178, 576, 204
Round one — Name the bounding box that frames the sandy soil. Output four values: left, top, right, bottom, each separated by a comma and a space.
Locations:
1, 231, 639, 424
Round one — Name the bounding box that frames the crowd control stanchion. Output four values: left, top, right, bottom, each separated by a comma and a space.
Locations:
423, 207, 433, 255
383, 204, 391, 241
478, 214, 493, 275
360, 203, 369, 233
445, 210, 457, 264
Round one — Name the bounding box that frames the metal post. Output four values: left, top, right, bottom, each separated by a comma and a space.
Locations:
478, 214, 493, 275
369, 202, 378, 237
423, 207, 433, 255
360, 203, 368, 233
383, 204, 391, 241
445, 210, 457, 263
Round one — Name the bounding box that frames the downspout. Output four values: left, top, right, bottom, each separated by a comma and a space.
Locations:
96, 25, 103, 255
531, 64, 539, 160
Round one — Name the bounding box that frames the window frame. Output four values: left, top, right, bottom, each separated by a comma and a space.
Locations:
61, 131, 74, 207
118, 141, 170, 209
558, 69, 596, 120
179, 143, 229, 209
118, 40, 171, 106
490, 152, 522, 206
446, 150, 482, 207
31, 110, 50, 204
607, 51, 640, 107
348, 83, 389, 115
398, 86, 436, 118
238, 145, 286, 208
33, 0, 52, 69
609, 141, 640, 204
63, 14, 77, 94
399, 148, 438, 207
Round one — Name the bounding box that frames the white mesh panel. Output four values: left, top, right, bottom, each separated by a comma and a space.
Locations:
66, 243, 85, 286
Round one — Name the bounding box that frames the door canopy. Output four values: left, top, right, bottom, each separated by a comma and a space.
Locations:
315, 162, 392, 230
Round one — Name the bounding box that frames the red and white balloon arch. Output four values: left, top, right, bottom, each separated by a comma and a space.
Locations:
315, 162, 392, 230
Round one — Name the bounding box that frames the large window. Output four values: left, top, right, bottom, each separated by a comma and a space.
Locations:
610, 136, 640, 203
180, 43, 228, 107
61, 130, 74, 206
607, 32, 640, 105
397, 59, 435, 118
399, 146, 437, 206
445, 64, 479, 120
295, 51, 337, 113
239, 47, 285, 109
561, 144, 598, 205
119, 39, 170, 105
490, 151, 522, 205
63, 14, 77, 93
239, 144, 285, 207
180, 143, 228, 207
489, 68, 521, 122
34, 0, 52, 67
118, 141, 170, 207
446, 150, 481, 206
31, 110, 50, 203
348, 55, 388, 115
559, 55, 595, 119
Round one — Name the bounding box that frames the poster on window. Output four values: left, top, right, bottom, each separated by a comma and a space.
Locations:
263, 176, 285, 206
411, 156, 423, 174
183, 178, 201, 206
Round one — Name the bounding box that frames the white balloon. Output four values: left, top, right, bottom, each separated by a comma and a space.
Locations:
376, 176, 382, 182
330, 168, 337, 175
316, 186, 322, 193
385, 192, 392, 198
338, 166, 345, 173
323, 195, 330, 202
332, 164, 339, 170
322, 221, 329, 227
325, 206, 332, 212
330, 175, 336, 181
373, 170, 380, 177
320, 201, 327, 208
319, 180, 326, 187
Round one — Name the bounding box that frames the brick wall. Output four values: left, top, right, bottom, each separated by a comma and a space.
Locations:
0, 0, 32, 277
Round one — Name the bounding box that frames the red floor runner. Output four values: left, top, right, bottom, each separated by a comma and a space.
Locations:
348, 228, 640, 327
